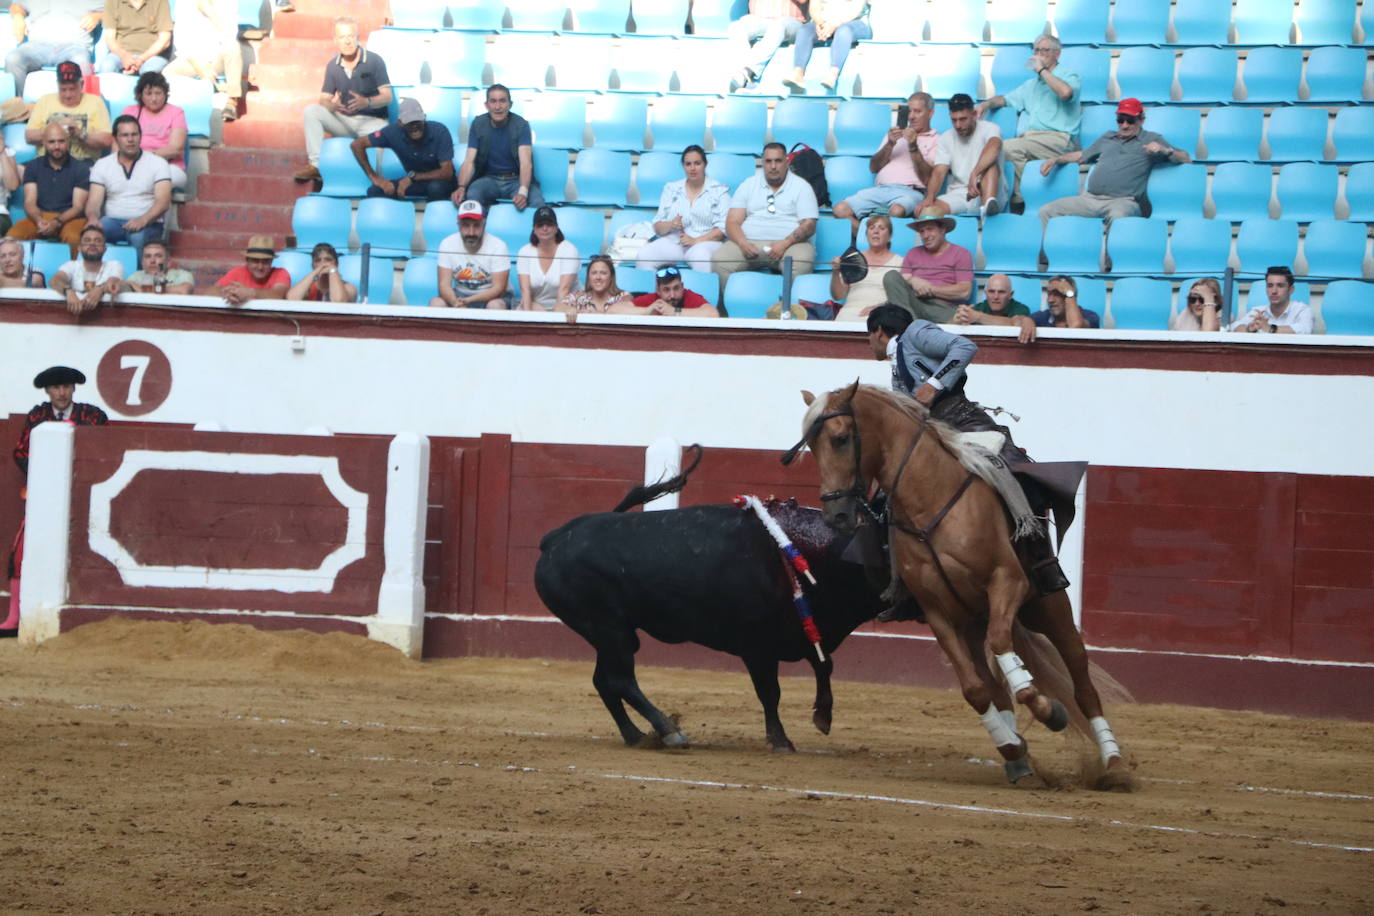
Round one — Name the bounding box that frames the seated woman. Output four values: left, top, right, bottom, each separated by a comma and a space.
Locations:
517, 206, 580, 311
830, 214, 903, 321
122, 72, 190, 190
635, 145, 729, 274
287, 243, 357, 302
782, 0, 872, 93
1169, 277, 1222, 331
561, 254, 631, 314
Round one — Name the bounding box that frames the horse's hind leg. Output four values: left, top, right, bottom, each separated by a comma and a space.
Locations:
984, 561, 1059, 728
960, 616, 1034, 783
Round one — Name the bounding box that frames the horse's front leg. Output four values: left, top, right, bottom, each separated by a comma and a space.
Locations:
805, 652, 834, 735
985, 560, 1060, 728
959, 615, 1034, 782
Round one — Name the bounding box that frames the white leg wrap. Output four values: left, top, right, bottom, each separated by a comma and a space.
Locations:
980, 706, 1020, 748
1090, 715, 1121, 764
999, 708, 1018, 737
996, 652, 1034, 695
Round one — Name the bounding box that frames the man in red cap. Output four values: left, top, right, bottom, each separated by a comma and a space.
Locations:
24, 60, 113, 162
1036, 97, 1188, 228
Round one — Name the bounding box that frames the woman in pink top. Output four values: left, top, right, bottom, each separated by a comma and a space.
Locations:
122, 72, 189, 190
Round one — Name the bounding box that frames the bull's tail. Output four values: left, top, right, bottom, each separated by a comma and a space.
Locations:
610, 444, 704, 513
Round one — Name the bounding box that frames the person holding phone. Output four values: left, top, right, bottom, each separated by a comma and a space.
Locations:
294, 17, 393, 185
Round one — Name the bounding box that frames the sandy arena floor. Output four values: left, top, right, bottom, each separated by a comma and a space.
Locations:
2, 618, 1371, 915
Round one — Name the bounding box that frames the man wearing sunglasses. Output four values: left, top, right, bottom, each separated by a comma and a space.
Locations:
1036, 98, 1188, 229
712, 141, 818, 297
615, 265, 720, 318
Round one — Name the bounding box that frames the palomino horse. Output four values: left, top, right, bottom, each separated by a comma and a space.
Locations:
793, 381, 1129, 787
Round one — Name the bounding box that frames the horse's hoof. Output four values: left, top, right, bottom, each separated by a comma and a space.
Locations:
812, 709, 832, 735
1093, 757, 1136, 792
1045, 699, 1070, 733
1004, 754, 1034, 784
661, 730, 690, 748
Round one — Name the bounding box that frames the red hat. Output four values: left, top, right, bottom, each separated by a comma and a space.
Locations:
1116, 98, 1144, 117
56, 60, 82, 83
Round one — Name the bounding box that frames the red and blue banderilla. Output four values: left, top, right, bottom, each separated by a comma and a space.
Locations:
733, 495, 825, 662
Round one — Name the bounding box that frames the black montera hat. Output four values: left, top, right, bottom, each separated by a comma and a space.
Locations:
34, 366, 86, 388
837, 246, 869, 285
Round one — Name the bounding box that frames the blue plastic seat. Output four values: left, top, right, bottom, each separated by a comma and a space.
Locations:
632, 0, 689, 35
1172, 0, 1232, 46
1052, 0, 1110, 44
532, 146, 572, 202
104, 244, 140, 278
710, 152, 758, 190
449, 0, 506, 31
987, 0, 1048, 42
723, 272, 784, 318
507, 0, 568, 31
99, 72, 138, 113
1242, 47, 1302, 104
572, 148, 633, 205
672, 38, 731, 94
166, 75, 213, 138
852, 43, 920, 100
354, 197, 416, 258
981, 214, 1043, 273
832, 101, 891, 155
649, 97, 708, 152
1303, 220, 1367, 279
990, 46, 1032, 98
710, 97, 768, 154
868, 2, 925, 38
28, 242, 69, 284
487, 35, 554, 89
553, 206, 607, 256
402, 256, 439, 304
681, 267, 720, 302
1114, 47, 1175, 104
339, 254, 392, 303
1295, 0, 1357, 45
276, 250, 312, 287
293, 196, 353, 250
427, 31, 487, 87
1346, 162, 1374, 220
399, 86, 465, 135
1235, 219, 1299, 276
1277, 162, 1338, 220
1074, 276, 1107, 318
551, 36, 615, 91
1144, 108, 1201, 159
1107, 217, 1168, 275
1177, 47, 1237, 104
1318, 280, 1374, 334
791, 273, 833, 306
389, 0, 446, 29
1078, 104, 1117, 146
1044, 216, 1104, 273
1331, 107, 1374, 162
919, 45, 982, 101
770, 98, 831, 153
483, 203, 532, 255
1234, 0, 1294, 44
1304, 46, 1366, 104
526, 93, 588, 149
610, 35, 676, 94
420, 201, 458, 252
616, 264, 654, 293
814, 218, 856, 265
573, 0, 630, 33
1059, 47, 1109, 103
1110, 3, 1168, 45
1169, 218, 1233, 274
1146, 162, 1207, 220
1108, 278, 1173, 329
1018, 160, 1079, 213
633, 151, 681, 207
947, 216, 978, 258
362, 29, 427, 87
22, 68, 55, 102
825, 156, 874, 205
1211, 162, 1273, 220
1265, 107, 1329, 162
589, 96, 647, 151
686, 0, 734, 37
1201, 106, 1263, 161
927, 0, 986, 42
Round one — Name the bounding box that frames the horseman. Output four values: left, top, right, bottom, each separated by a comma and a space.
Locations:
862, 304, 1072, 615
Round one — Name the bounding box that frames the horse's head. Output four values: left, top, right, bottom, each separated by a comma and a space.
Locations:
796, 381, 867, 534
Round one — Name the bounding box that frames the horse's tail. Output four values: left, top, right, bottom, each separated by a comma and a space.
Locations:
1009, 621, 1135, 741
610, 444, 704, 513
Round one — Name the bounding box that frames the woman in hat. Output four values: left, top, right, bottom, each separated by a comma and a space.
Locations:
561, 255, 631, 314
516, 206, 580, 311
830, 213, 903, 321
122, 72, 189, 189
635, 145, 730, 274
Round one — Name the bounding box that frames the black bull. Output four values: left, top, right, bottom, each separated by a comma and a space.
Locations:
534, 474, 884, 752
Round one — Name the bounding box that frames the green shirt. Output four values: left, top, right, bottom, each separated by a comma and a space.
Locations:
974, 298, 1031, 317
1004, 67, 1081, 137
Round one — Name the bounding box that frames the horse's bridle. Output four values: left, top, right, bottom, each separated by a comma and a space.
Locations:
781, 404, 874, 510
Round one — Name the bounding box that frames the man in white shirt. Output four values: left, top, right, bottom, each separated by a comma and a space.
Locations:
1229, 265, 1314, 334
85, 114, 172, 252
711, 141, 818, 293
49, 223, 124, 314
431, 199, 511, 308
919, 93, 1008, 219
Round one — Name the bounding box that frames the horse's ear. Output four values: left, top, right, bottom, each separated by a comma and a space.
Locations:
801, 390, 815, 406
841, 378, 861, 401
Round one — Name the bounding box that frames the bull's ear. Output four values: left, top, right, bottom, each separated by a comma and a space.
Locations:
801, 390, 815, 405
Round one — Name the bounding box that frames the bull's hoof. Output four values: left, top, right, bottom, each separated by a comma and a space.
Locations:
662, 730, 691, 748
771, 741, 797, 754
1004, 754, 1034, 784
812, 708, 832, 735
1045, 699, 1070, 733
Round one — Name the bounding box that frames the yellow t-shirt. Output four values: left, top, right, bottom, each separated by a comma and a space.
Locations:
28, 92, 112, 161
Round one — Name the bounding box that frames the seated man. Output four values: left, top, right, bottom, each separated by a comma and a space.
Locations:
919, 93, 1007, 218
1031, 275, 1099, 328
7, 123, 89, 254
431, 200, 511, 308
881, 208, 972, 323
123, 238, 194, 294
832, 92, 939, 231
712, 142, 818, 291
5, 2, 102, 95
975, 36, 1081, 205
97, 0, 173, 75
49, 223, 123, 314
453, 84, 542, 212
86, 114, 172, 251
609, 265, 720, 317
1038, 98, 1189, 228
351, 97, 456, 203
954, 272, 1035, 341
294, 17, 392, 184
727, 0, 805, 91
25, 60, 114, 162
1229, 265, 1313, 334
163, 0, 245, 120
216, 234, 291, 304
0, 237, 45, 288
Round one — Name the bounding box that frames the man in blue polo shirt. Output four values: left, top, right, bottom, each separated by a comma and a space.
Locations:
350, 97, 456, 203
453, 84, 543, 212
294, 16, 392, 184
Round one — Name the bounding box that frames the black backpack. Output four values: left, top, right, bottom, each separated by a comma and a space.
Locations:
787, 142, 830, 208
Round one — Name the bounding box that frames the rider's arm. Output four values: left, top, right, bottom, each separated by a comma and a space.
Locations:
906, 322, 978, 394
